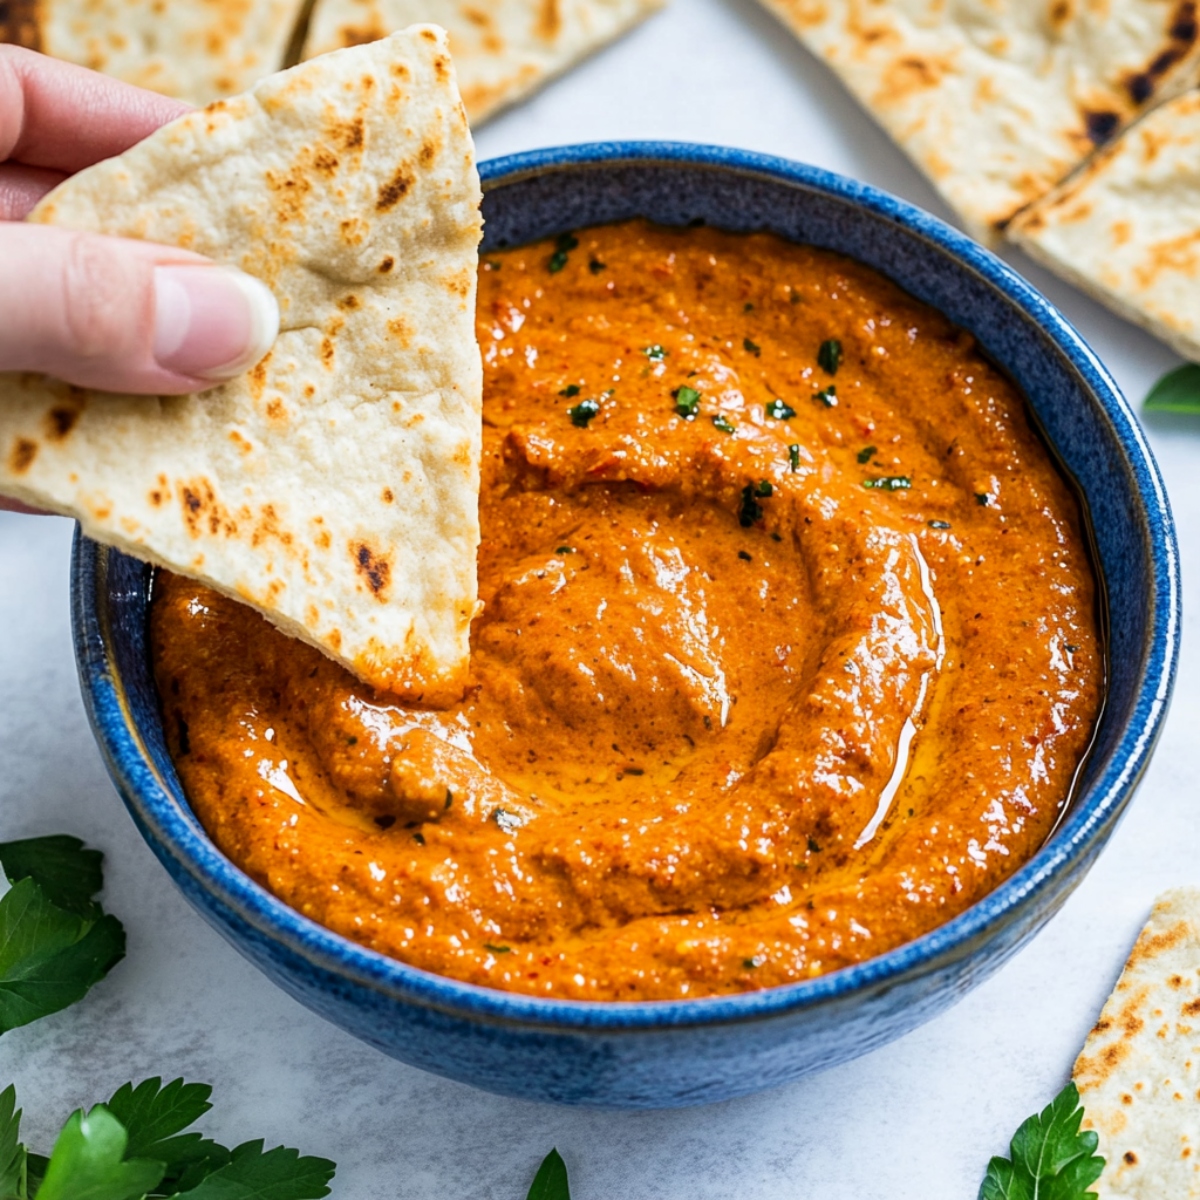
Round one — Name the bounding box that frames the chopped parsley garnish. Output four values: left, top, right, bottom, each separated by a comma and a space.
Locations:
756, 480, 773, 497
643, 344, 667, 361
568, 398, 600, 428
927, 519, 951, 529
588, 259, 606, 275
978, 1082, 1103, 1200
527, 1149, 571, 1200
976, 492, 991, 506
673, 386, 701, 419
857, 446, 877, 463
742, 957, 760, 969
547, 232, 579, 273
738, 550, 752, 562
815, 386, 837, 407
788, 444, 800, 472
483, 944, 511, 954
0, 835, 125, 1035
412, 832, 425, 845
818, 338, 842, 374
739, 482, 770, 526
766, 399, 796, 420
712, 415, 736, 434
807, 837, 821, 853
556, 545, 575, 554
559, 383, 581, 398
743, 338, 761, 356
863, 476, 912, 490
1144, 362, 1200, 412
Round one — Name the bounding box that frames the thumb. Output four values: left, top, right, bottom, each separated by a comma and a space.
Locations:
0, 223, 278, 394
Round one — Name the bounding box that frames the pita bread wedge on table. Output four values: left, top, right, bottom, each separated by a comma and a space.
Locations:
752, 0, 1200, 242
0, 0, 308, 104
1074, 889, 1200, 1197
1009, 88, 1200, 362
303, 0, 667, 125
0, 27, 484, 703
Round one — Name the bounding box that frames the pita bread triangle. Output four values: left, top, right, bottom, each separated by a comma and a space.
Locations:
1074, 888, 1200, 1197
0, 26, 484, 704
302, 0, 667, 125
1009, 85, 1200, 363
753, 0, 1200, 242
0, 0, 309, 105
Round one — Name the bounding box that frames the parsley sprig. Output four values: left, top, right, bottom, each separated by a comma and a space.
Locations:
1145, 363, 1200, 413
0, 836, 125, 1035
526, 1149, 570, 1200
0, 1078, 335, 1200
978, 1082, 1103, 1200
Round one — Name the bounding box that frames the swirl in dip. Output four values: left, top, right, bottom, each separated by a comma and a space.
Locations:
150, 221, 1103, 1001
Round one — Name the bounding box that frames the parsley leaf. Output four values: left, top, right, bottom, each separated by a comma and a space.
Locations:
643, 345, 667, 361
815, 386, 837, 407
103, 1077, 219, 1191
743, 338, 761, 357
979, 1083, 1103, 1200
857, 446, 877, 463
526, 1149, 570, 1200
711, 415, 736, 434
547, 233, 579, 274
0, 877, 125, 1035
863, 476, 911, 490
1144, 363, 1200, 413
568, 399, 600, 428
766, 399, 796, 420
673, 386, 701, 419
0, 1084, 26, 1198
788, 444, 800, 472
174, 1140, 335, 1200
36, 1107, 165, 1200
818, 339, 842, 374
0, 837, 103, 918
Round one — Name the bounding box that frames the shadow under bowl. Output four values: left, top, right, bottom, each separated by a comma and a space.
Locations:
71, 143, 1180, 1109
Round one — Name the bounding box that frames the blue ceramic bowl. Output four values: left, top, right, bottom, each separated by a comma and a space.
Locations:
72, 143, 1180, 1109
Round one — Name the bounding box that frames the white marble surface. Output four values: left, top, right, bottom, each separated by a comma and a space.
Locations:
1, 1, 1198, 1195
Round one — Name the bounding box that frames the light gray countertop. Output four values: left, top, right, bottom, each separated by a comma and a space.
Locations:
2, 1, 1197, 1195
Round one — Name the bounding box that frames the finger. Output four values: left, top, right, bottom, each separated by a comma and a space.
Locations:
0, 46, 190, 174
0, 162, 64, 219
0, 497, 47, 514
0, 224, 279, 394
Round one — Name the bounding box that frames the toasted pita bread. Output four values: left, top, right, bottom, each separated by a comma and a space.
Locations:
0, 0, 307, 104
1074, 888, 1200, 1197
0, 27, 484, 703
1009, 88, 1200, 362
302, 0, 666, 125
753, 0, 1200, 242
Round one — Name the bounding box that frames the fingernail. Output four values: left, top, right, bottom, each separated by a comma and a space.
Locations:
153, 265, 279, 382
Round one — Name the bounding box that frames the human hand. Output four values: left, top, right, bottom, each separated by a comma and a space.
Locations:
0, 47, 278, 396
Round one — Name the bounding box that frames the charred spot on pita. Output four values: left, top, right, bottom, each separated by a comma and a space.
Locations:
1085, 110, 1120, 145
8, 437, 37, 474
377, 165, 413, 212
379, 256, 395, 273
354, 543, 391, 597
45, 405, 81, 440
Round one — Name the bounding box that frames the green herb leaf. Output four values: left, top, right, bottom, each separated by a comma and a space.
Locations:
0, 836, 104, 919
928, 519, 951, 530
588, 259, 605, 275
555, 546, 575, 555
0, 1084, 26, 1200
171, 1140, 334, 1200
857, 446, 877, 464
35, 1107, 164, 1200
1144, 363, 1200, 413
558, 384, 581, 398
548, 233, 579, 274
643, 345, 667, 362
743, 338, 761, 357
0, 877, 125, 1035
568, 399, 600, 428
788, 445, 800, 472
526, 1149, 570, 1200
103, 1079, 213, 1166
863, 476, 911, 491
766, 399, 796, 420
484, 944, 511, 954
978, 1082, 1104, 1200
976, 492, 991, 506
816, 386, 837, 407
711, 415, 736, 434
755, 480, 773, 497
818, 339, 842, 374
673, 386, 701, 419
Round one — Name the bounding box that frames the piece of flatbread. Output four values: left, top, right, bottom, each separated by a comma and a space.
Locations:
753, 0, 1200, 242
0, 0, 307, 105
302, 0, 666, 125
0, 27, 484, 703
1074, 888, 1200, 1197
1009, 88, 1200, 363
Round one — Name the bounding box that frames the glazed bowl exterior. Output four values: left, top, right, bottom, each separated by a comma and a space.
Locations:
71, 143, 1180, 1109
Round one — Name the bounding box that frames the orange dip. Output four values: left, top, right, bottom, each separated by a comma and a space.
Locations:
150, 221, 1103, 1001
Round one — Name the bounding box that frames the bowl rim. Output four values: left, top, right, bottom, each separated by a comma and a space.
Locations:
75, 140, 1181, 1033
